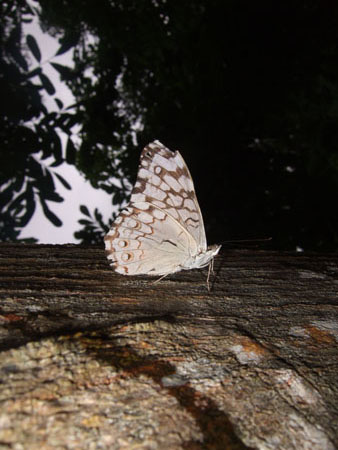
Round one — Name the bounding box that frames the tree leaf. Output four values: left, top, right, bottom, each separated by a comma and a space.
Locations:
8, 192, 26, 213
48, 131, 63, 166
26, 34, 41, 62
27, 67, 42, 78
12, 176, 25, 193
27, 156, 44, 180
49, 159, 63, 168
39, 73, 56, 95
55, 98, 64, 109
8, 184, 35, 228
100, 184, 115, 194
65, 114, 81, 130
9, 26, 28, 70
22, 17, 33, 24
19, 189, 36, 227
66, 137, 76, 164
11, 47, 28, 71
78, 219, 92, 225
46, 193, 64, 203
55, 172, 72, 190
55, 35, 78, 56
80, 205, 91, 217
94, 208, 103, 222
50, 62, 73, 80
44, 168, 56, 192
0, 184, 14, 207
40, 198, 62, 227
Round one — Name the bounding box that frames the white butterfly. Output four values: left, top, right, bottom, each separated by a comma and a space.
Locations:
104, 140, 221, 286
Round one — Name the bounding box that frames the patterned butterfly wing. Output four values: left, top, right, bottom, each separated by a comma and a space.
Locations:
104, 141, 219, 277
130, 141, 207, 250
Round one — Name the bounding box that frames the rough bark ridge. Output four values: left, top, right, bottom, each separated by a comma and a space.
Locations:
0, 243, 337, 449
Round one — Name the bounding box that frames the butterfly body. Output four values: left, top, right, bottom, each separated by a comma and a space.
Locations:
181, 244, 221, 271
105, 141, 221, 278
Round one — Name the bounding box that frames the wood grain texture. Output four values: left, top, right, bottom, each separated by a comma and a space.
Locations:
0, 243, 337, 449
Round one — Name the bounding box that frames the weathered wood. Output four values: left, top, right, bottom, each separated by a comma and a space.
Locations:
0, 243, 337, 449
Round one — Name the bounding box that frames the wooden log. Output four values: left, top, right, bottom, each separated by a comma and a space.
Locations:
0, 243, 337, 449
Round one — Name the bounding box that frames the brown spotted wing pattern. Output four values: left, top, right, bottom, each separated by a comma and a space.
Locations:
104, 141, 221, 276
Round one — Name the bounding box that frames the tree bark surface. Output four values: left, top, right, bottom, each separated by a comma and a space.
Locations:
0, 243, 337, 449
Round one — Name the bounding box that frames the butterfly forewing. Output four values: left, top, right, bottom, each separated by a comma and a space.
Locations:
130, 141, 207, 249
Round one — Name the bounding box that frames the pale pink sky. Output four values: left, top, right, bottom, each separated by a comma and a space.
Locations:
20, 16, 114, 243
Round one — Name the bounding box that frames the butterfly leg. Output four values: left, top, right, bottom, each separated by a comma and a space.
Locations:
206, 259, 216, 292
151, 273, 171, 285
211, 257, 215, 275
206, 263, 212, 292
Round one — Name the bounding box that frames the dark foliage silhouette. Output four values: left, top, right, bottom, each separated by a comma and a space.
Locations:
2, 1, 338, 250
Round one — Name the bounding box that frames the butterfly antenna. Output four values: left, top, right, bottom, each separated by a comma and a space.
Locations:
219, 237, 272, 245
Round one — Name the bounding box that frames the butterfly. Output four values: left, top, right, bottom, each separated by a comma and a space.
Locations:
104, 140, 221, 288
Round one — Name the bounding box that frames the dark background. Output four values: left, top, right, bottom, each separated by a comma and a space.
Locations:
1, 0, 338, 250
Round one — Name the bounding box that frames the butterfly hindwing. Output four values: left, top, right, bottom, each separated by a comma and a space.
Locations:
105, 204, 196, 275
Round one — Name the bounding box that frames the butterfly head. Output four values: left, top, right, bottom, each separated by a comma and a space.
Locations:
205, 244, 222, 262
184, 244, 221, 270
